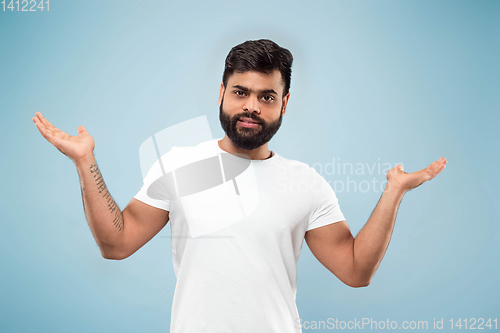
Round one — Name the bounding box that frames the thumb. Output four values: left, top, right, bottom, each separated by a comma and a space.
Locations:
77, 125, 88, 134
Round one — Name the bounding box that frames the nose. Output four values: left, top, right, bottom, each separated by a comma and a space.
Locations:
243, 96, 260, 114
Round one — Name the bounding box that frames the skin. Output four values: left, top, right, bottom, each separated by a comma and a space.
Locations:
218, 70, 290, 160
32, 70, 447, 288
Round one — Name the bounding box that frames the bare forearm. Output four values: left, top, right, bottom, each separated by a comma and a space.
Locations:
353, 183, 405, 283
75, 154, 124, 258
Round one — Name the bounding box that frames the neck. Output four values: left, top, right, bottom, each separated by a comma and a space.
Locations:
218, 135, 273, 160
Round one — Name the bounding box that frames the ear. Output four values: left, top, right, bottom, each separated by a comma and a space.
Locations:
218, 82, 225, 105
281, 92, 291, 116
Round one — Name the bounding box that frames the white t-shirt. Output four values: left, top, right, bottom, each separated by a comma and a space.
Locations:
134, 138, 346, 333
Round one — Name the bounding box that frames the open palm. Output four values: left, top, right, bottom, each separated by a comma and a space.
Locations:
32, 112, 95, 163
386, 157, 447, 193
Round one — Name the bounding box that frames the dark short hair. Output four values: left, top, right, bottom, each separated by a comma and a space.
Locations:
222, 39, 293, 98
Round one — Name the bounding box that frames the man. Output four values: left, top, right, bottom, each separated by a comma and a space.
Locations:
32, 39, 447, 332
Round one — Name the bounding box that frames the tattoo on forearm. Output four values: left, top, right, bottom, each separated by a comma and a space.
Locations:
89, 163, 124, 231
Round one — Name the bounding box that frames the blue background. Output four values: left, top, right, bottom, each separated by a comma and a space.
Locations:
1, 0, 498, 332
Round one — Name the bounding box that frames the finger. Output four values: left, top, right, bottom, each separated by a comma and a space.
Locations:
35, 112, 59, 133
397, 164, 408, 175
33, 114, 55, 137
77, 125, 88, 135
33, 116, 55, 143
33, 113, 49, 132
35, 113, 64, 137
430, 159, 447, 173
434, 160, 447, 175
422, 160, 446, 180
33, 115, 47, 133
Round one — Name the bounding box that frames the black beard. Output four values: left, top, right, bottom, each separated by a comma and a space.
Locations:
219, 96, 283, 151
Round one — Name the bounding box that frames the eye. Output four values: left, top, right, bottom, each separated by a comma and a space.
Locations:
234, 90, 246, 96
262, 95, 274, 102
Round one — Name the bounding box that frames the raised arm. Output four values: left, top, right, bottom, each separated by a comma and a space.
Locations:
305, 157, 447, 287
32, 112, 169, 260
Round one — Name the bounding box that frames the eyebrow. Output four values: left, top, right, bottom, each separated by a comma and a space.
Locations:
232, 85, 278, 95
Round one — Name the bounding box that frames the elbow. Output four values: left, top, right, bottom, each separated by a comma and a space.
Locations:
99, 241, 128, 260
332, 268, 372, 288
348, 280, 370, 288
101, 252, 123, 260
102, 254, 123, 260
100, 248, 126, 261
344, 274, 372, 288
102, 250, 134, 260
345, 266, 374, 288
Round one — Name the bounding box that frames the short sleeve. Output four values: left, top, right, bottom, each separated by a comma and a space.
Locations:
134, 157, 171, 211
307, 168, 345, 231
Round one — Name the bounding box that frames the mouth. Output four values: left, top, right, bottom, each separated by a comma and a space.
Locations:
238, 117, 261, 128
